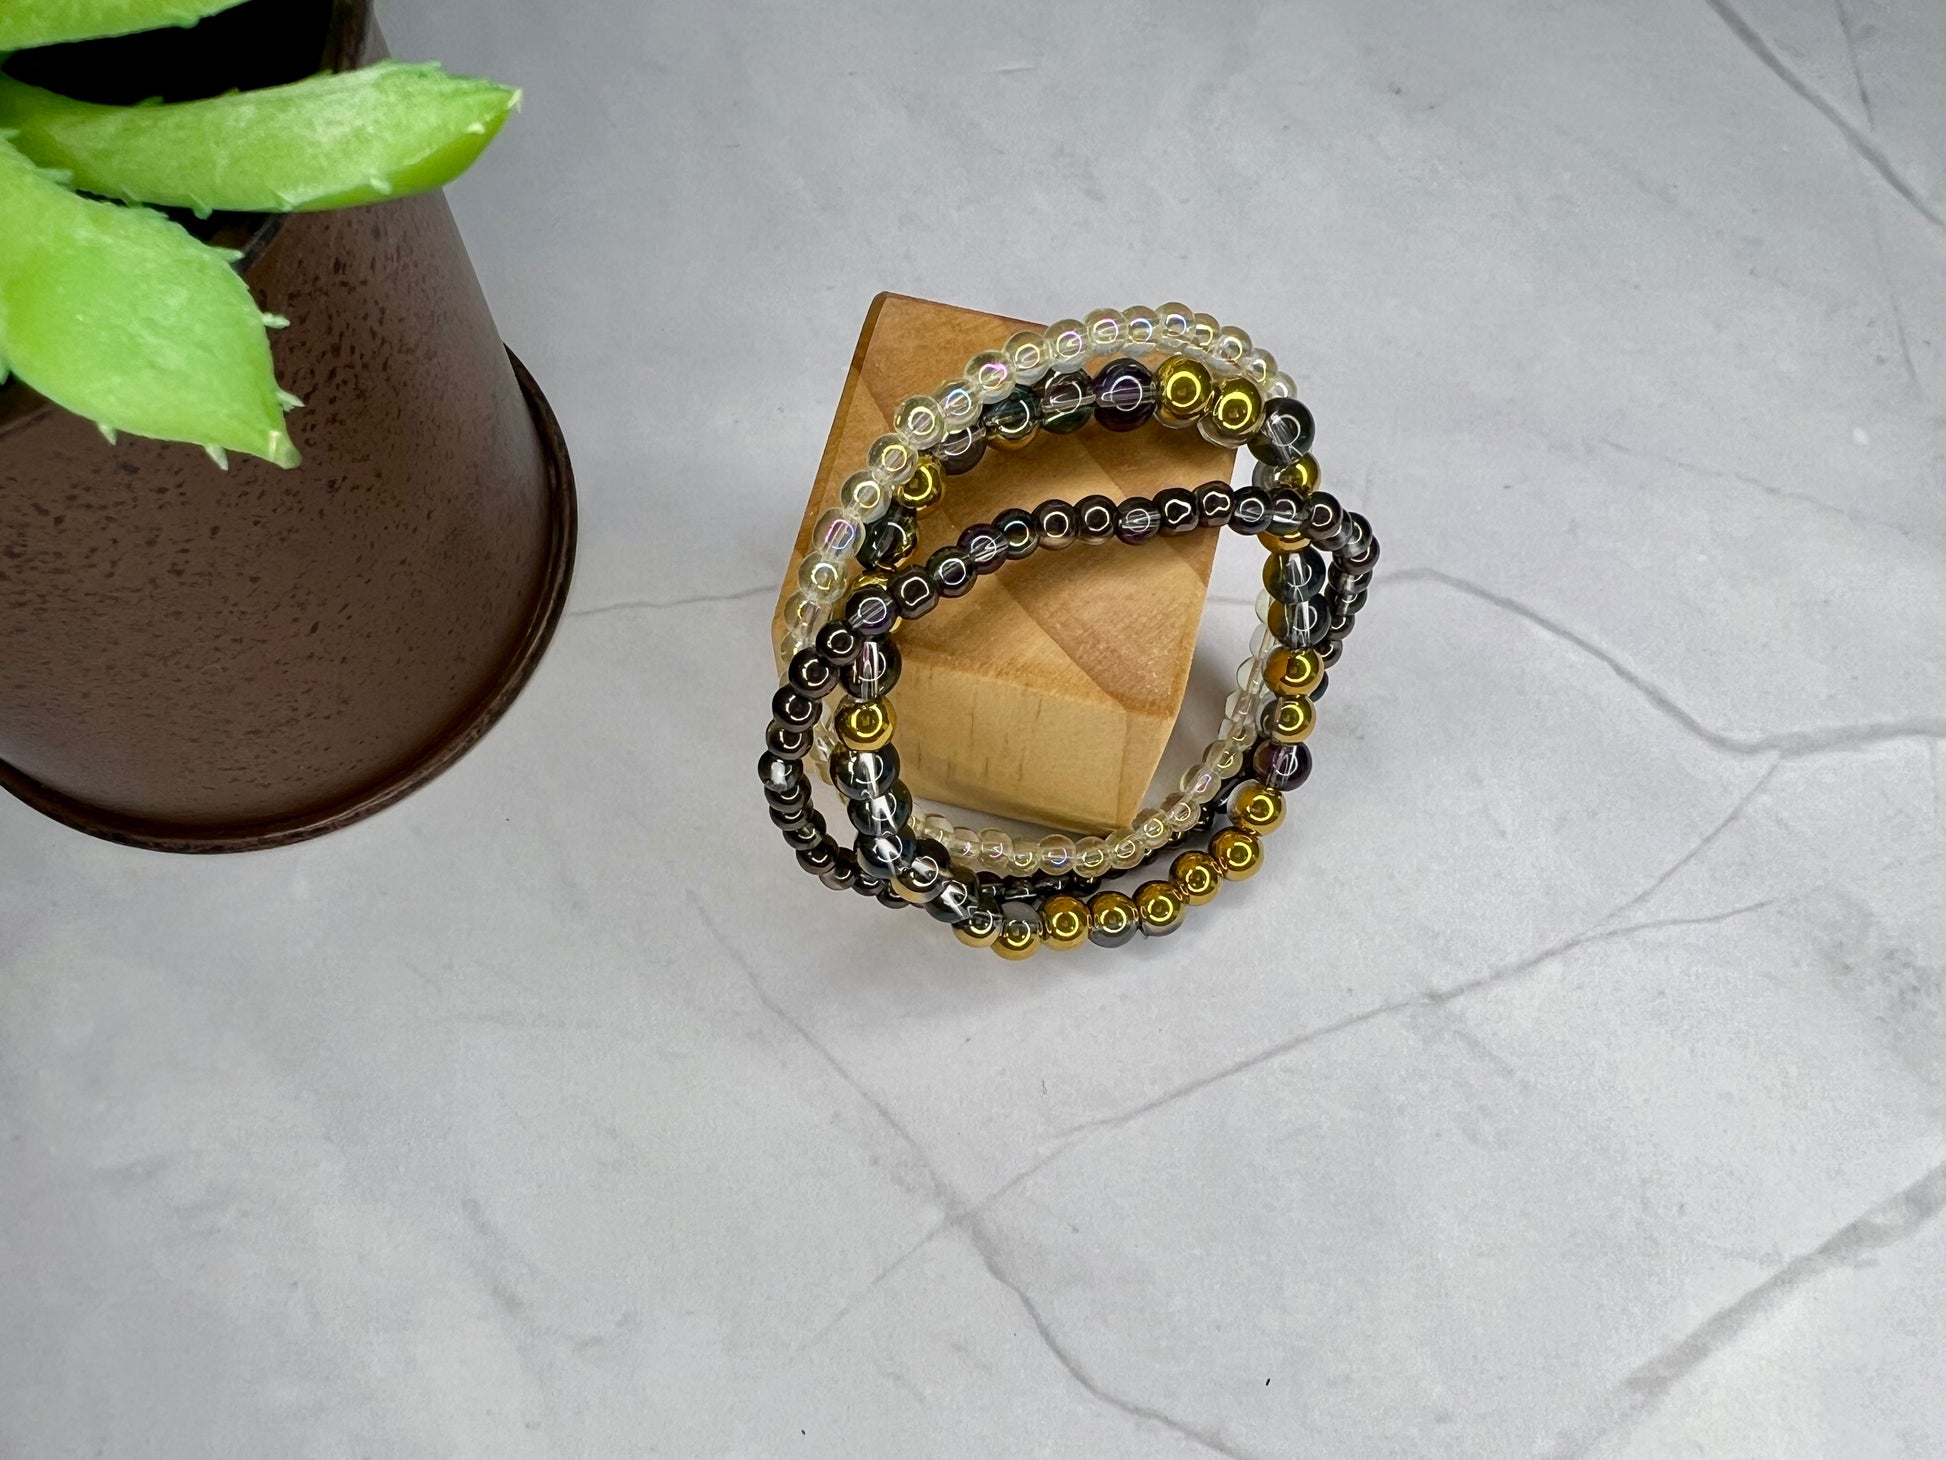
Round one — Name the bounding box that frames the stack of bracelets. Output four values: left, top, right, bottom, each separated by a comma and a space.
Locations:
760, 304, 1378, 959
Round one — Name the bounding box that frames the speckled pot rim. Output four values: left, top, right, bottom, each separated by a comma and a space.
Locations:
0, 350, 579, 854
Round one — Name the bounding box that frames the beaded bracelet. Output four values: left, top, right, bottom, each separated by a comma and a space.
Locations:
761, 306, 1378, 956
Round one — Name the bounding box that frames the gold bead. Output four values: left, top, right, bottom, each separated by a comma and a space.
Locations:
1265, 646, 1323, 698
954, 905, 1002, 948
1155, 354, 1214, 425
1210, 827, 1264, 880
852, 570, 890, 596
1229, 781, 1285, 835
1087, 889, 1140, 947
1286, 454, 1321, 493
1208, 376, 1264, 441
897, 456, 945, 516
1135, 878, 1186, 935
994, 915, 1043, 960
836, 698, 895, 751
1258, 530, 1310, 553
1266, 695, 1315, 745
1041, 894, 1091, 951
1171, 849, 1223, 905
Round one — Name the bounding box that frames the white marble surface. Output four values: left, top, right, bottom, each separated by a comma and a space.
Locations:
5, 1, 1946, 1455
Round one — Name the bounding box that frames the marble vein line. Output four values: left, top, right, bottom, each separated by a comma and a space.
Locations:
566, 582, 773, 619
1541, 1151, 1946, 1459
686, 893, 1253, 1459
1699, 0, 1946, 233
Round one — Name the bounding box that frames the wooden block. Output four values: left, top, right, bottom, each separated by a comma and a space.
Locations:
773, 293, 1237, 833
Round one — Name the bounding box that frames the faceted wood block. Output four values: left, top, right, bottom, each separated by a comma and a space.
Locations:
773, 293, 1235, 833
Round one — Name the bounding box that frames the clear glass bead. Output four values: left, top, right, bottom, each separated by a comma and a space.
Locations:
1255, 588, 1273, 624
781, 590, 820, 632
798, 553, 847, 606
1083, 307, 1125, 357
1134, 806, 1170, 849
918, 812, 955, 845
839, 469, 891, 523
1239, 348, 1276, 387
1211, 324, 1250, 369
1122, 305, 1159, 350
1252, 622, 1278, 658
813, 509, 862, 560
935, 378, 981, 430
1045, 318, 1089, 373
944, 826, 980, 866
778, 628, 811, 667
1005, 329, 1052, 386
1206, 740, 1244, 779
1162, 791, 1199, 830
1236, 654, 1265, 694
1007, 842, 1040, 876
1037, 834, 1076, 875
1073, 836, 1110, 878
1181, 762, 1222, 802
977, 829, 1013, 873
1190, 312, 1220, 354
965, 350, 1011, 404
1156, 302, 1194, 347
1264, 371, 1296, 400
868, 433, 916, 488
1108, 832, 1144, 870
894, 395, 946, 450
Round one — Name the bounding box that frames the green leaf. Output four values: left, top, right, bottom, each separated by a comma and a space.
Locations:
0, 0, 247, 50
0, 61, 519, 214
0, 135, 295, 465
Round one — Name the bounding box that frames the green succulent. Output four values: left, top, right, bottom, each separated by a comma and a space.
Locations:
0, 0, 518, 466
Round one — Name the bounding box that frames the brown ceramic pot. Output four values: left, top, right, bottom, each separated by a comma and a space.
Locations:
0, 0, 575, 852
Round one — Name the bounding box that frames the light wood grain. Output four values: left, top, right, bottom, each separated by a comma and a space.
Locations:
773, 293, 1235, 833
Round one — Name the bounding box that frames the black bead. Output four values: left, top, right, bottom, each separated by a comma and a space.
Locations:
768, 798, 813, 830
927, 545, 977, 598
771, 685, 818, 728
876, 887, 909, 910
1266, 489, 1307, 539
782, 816, 826, 851
766, 721, 812, 760
890, 566, 938, 620
1329, 605, 1356, 640
1303, 492, 1346, 550
819, 853, 858, 892
855, 829, 918, 877
815, 620, 864, 668
1253, 739, 1313, 792
1093, 359, 1158, 432
926, 877, 980, 924
1334, 586, 1369, 617
1115, 496, 1161, 545
1194, 480, 1235, 528
758, 751, 801, 795
848, 782, 914, 838
897, 839, 953, 903
853, 869, 890, 899
1249, 397, 1315, 466
937, 423, 987, 475
829, 745, 899, 800
796, 839, 839, 876
1250, 458, 1291, 496
842, 636, 901, 699
1036, 370, 1096, 434
1033, 498, 1078, 550
1075, 494, 1118, 543
982, 385, 1040, 450
994, 508, 1038, 560
1318, 637, 1344, 668
1269, 593, 1333, 649
1340, 515, 1380, 575
843, 584, 898, 638
1311, 671, 1329, 701
765, 776, 811, 814
1154, 487, 1199, 535
787, 647, 837, 700
1228, 486, 1270, 535
959, 522, 1007, 575
1263, 546, 1326, 602
859, 506, 918, 571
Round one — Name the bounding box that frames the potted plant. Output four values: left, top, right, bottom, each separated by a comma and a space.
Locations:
0, 0, 576, 851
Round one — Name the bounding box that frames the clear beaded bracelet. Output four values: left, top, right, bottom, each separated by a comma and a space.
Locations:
760, 306, 1377, 954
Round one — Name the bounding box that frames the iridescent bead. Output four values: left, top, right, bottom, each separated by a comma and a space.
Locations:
1210, 827, 1264, 880
1094, 359, 1157, 432
1205, 741, 1245, 779
1073, 836, 1110, 878
1180, 762, 1222, 802
894, 395, 946, 451
1211, 324, 1251, 370
1230, 780, 1286, 835
897, 456, 945, 516
1238, 347, 1276, 388
1108, 832, 1144, 871
1083, 307, 1126, 356
1036, 371, 1095, 434
994, 914, 1043, 960
954, 903, 1003, 948
1171, 850, 1222, 905
943, 825, 980, 866
1038, 834, 1076, 876
781, 591, 819, 633
965, 349, 1011, 404
1004, 329, 1052, 386
812, 509, 863, 560
1190, 312, 1219, 354
1155, 355, 1214, 427
1264, 371, 1297, 400
1156, 302, 1194, 348
1161, 791, 1199, 831
868, 433, 917, 487
1044, 318, 1089, 372
836, 698, 895, 752
1122, 305, 1159, 350
1135, 879, 1185, 936
797, 554, 847, 606
977, 828, 1013, 874
839, 469, 891, 523
1133, 806, 1170, 849
1041, 894, 1090, 951
1087, 890, 1140, 948
1200, 376, 1264, 447
916, 812, 954, 846
1007, 841, 1040, 877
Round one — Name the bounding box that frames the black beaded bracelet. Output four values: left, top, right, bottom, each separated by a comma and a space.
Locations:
766, 306, 1378, 957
